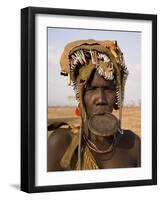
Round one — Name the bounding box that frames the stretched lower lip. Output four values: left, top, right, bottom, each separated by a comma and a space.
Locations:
91, 131, 115, 137
94, 111, 106, 115
94, 109, 111, 115
88, 112, 119, 137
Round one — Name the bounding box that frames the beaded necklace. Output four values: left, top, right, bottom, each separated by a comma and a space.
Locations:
83, 134, 118, 154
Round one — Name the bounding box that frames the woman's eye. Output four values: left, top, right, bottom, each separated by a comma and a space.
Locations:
104, 87, 115, 91
104, 87, 111, 91
86, 87, 97, 91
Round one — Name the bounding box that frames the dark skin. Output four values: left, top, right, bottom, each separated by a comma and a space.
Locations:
48, 71, 141, 171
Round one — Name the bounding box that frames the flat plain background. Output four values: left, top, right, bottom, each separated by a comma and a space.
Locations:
0, 0, 160, 199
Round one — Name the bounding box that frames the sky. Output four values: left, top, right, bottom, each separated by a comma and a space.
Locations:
48, 27, 141, 107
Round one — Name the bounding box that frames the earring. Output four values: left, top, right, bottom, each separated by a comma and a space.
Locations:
75, 107, 80, 116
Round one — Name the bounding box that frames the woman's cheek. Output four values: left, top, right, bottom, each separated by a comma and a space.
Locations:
84, 91, 95, 102
105, 91, 116, 105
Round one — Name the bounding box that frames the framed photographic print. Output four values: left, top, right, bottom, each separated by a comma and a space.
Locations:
21, 6, 157, 193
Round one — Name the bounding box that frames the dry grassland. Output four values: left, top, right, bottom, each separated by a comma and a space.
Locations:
48, 107, 141, 137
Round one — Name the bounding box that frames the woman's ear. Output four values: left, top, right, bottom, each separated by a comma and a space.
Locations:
113, 102, 119, 110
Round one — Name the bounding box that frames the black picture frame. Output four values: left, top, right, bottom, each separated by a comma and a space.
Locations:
21, 6, 157, 193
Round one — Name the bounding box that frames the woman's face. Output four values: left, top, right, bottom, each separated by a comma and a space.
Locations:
84, 71, 116, 117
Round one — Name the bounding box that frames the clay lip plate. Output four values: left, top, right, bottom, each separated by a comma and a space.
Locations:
88, 112, 119, 137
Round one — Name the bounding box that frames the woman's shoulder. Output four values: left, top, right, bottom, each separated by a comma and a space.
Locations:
47, 128, 72, 171
117, 129, 141, 150
117, 129, 141, 166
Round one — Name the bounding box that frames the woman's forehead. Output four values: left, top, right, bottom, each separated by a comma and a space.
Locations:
87, 70, 115, 87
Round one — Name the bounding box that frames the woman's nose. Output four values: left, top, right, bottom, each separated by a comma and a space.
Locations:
96, 88, 108, 105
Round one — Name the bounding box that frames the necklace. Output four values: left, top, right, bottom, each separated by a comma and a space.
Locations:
83, 133, 117, 154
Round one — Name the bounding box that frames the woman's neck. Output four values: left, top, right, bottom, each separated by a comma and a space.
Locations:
88, 131, 114, 150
